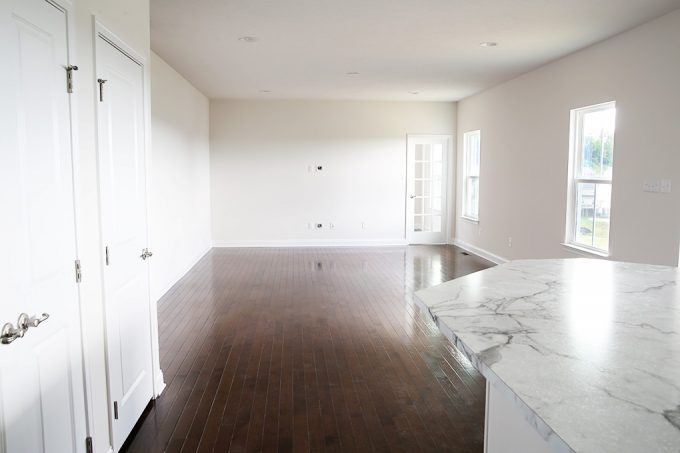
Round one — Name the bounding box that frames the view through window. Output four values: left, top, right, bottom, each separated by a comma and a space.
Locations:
568, 102, 616, 253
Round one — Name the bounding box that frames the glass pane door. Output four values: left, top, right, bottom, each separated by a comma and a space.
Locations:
407, 136, 450, 244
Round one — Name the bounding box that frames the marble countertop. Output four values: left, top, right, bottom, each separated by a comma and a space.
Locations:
415, 258, 680, 453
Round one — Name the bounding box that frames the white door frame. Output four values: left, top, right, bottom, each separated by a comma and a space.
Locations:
92, 17, 165, 441
40, 0, 113, 450
405, 134, 454, 244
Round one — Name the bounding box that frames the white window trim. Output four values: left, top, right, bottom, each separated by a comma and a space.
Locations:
462, 130, 481, 222
565, 101, 615, 256
461, 215, 479, 224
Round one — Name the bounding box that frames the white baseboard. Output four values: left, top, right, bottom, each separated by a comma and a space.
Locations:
154, 369, 166, 398
153, 245, 212, 303
452, 238, 508, 265
213, 239, 408, 248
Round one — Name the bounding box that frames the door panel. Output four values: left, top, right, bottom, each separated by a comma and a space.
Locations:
406, 135, 451, 244
96, 35, 153, 451
0, 1, 86, 453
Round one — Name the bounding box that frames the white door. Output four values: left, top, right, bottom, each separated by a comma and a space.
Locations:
406, 135, 451, 244
95, 35, 153, 451
0, 1, 87, 452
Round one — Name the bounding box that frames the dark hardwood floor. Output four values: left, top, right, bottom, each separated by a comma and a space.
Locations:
121, 245, 492, 453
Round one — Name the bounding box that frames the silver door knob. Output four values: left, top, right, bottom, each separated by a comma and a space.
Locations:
140, 248, 153, 260
410, 195, 416, 199
18, 312, 49, 330
1, 322, 25, 345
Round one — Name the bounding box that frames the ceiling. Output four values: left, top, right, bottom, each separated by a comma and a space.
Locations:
150, 0, 680, 101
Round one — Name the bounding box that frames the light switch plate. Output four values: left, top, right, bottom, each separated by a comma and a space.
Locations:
643, 180, 660, 193
660, 179, 672, 193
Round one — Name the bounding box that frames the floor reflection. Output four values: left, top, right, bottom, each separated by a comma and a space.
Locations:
122, 245, 493, 453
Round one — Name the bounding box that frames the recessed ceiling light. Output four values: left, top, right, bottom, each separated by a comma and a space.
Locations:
409, 91, 419, 95
238, 36, 258, 43
480, 41, 498, 47
346, 71, 360, 75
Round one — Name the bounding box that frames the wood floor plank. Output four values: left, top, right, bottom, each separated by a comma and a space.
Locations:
121, 246, 490, 453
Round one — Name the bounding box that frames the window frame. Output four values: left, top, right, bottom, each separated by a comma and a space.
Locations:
461, 130, 481, 222
565, 101, 616, 255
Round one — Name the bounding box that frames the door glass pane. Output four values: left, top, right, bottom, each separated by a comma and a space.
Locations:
412, 141, 443, 234
423, 216, 432, 232
422, 144, 431, 162
415, 180, 422, 196
415, 144, 424, 160
414, 215, 423, 232
432, 144, 443, 163
415, 198, 424, 215
415, 161, 424, 179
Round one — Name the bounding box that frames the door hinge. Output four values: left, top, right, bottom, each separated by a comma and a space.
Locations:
85, 436, 93, 453
66, 65, 78, 94
97, 78, 107, 102
105, 246, 110, 266
75, 260, 82, 283
113, 401, 119, 420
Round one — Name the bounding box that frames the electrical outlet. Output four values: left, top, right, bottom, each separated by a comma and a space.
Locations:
361, 222, 366, 230
329, 222, 335, 229
507, 237, 512, 248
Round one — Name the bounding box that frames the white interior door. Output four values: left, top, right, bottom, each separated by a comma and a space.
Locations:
95, 35, 153, 451
0, 1, 87, 452
406, 135, 451, 244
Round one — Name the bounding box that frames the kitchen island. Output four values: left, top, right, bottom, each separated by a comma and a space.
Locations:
415, 258, 680, 452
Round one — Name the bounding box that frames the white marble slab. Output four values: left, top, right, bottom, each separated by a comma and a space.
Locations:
415, 258, 680, 453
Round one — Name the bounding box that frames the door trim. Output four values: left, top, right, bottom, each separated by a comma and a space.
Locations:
38, 0, 91, 451
92, 17, 164, 447
405, 134, 454, 244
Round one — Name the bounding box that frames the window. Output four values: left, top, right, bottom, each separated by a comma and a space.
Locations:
566, 102, 616, 253
462, 130, 481, 221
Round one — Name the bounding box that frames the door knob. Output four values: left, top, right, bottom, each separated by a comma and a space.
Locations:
18, 312, 49, 330
140, 248, 153, 260
1, 322, 25, 345
410, 195, 416, 199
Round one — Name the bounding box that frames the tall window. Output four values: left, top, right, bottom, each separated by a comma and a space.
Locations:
462, 130, 481, 221
567, 102, 616, 253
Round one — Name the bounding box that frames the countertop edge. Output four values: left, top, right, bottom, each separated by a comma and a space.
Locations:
414, 292, 576, 453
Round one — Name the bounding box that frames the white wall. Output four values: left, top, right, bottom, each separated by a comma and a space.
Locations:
209, 100, 456, 245
70, 1, 150, 452
455, 9, 680, 266
149, 52, 211, 302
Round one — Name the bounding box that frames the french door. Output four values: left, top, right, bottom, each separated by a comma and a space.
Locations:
0, 1, 87, 452
95, 33, 154, 451
406, 135, 451, 244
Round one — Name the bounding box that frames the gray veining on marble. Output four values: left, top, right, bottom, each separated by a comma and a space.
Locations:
415, 258, 680, 453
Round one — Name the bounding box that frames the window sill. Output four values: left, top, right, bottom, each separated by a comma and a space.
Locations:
461, 216, 479, 224
561, 242, 609, 258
